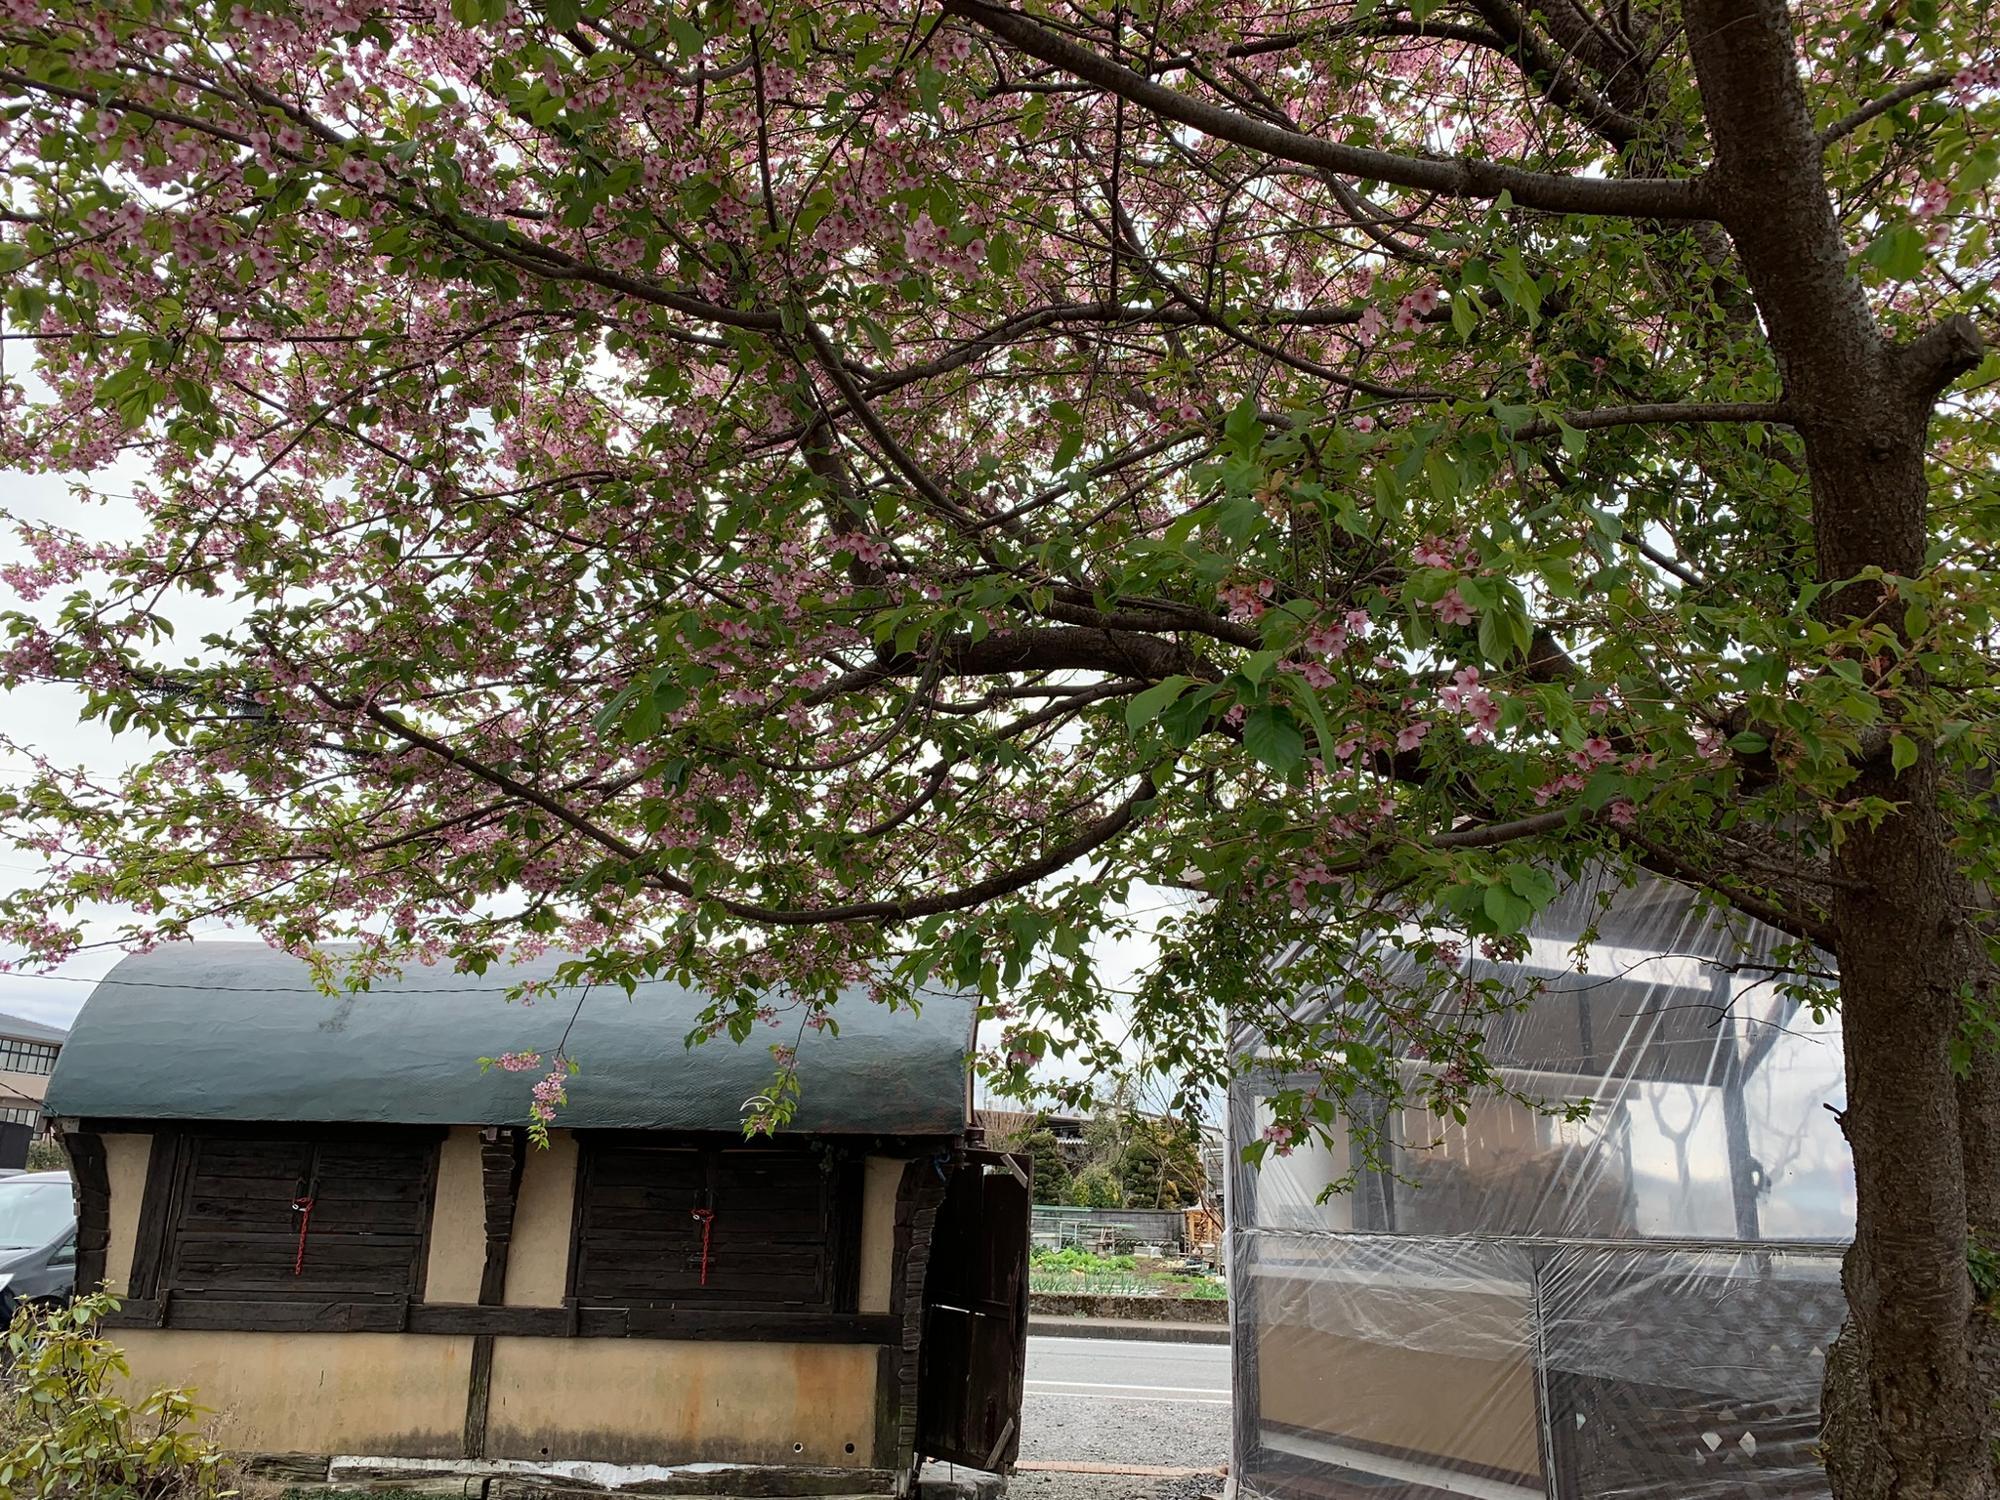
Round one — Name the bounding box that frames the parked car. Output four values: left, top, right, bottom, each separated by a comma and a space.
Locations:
0, 1172, 74, 1322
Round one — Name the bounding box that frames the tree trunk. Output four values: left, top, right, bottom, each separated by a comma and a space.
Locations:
1682, 0, 1998, 1493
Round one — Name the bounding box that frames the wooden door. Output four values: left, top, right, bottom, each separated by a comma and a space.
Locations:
917, 1152, 1032, 1471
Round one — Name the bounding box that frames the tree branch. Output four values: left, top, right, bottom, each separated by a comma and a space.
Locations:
1897, 314, 1987, 402
944, 0, 1715, 219
1819, 70, 1959, 148
802, 625, 1206, 706
1457, 0, 1647, 146
1514, 399, 1793, 437
326, 681, 1169, 928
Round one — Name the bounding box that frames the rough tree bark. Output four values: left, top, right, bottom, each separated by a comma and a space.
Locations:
1685, 0, 1997, 1495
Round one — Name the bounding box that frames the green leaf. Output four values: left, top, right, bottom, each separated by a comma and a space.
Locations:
1125, 675, 1192, 731
1159, 686, 1221, 748
1285, 675, 1338, 764
1243, 706, 1305, 774
854, 315, 895, 360
1727, 731, 1769, 754
1863, 224, 1929, 281
1483, 882, 1534, 934
1224, 395, 1261, 459
1239, 649, 1280, 684
1504, 863, 1558, 909
1890, 732, 1919, 774
1051, 426, 1086, 471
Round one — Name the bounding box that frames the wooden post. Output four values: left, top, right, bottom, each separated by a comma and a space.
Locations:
464, 1126, 526, 1460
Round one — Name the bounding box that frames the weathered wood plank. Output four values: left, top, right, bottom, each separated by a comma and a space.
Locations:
106, 1297, 896, 1342
159, 1127, 437, 1303
237, 1453, 332, 1481
410, 1303, 572, 1337
892, 1154, 950, 1477
571, 1138, 850, 1310
462, 1333, 494, 1460
126, 1128, 184, 1301
63, 1131, 111, 1295
618, 1307, 900, 1342
477, 1127, 527, 1308
124, 1296, 411, 1333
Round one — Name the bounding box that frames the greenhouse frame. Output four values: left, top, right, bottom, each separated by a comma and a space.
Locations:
1226, 873, 1853, 1500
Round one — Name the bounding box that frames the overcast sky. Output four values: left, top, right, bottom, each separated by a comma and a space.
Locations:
0, 445, 158, 1031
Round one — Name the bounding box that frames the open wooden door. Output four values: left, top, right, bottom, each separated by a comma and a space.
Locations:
917, 1151, 1032, 1471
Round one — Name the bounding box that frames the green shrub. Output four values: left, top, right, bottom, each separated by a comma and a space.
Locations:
0, 1293, 234, 1499
1062, 1164, 1127, 1209
22, 1140, 65, 1176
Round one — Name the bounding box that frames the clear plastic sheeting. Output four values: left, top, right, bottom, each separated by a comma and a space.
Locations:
1538, 1245, 1845, 1498
1228, 872, 1852, 1500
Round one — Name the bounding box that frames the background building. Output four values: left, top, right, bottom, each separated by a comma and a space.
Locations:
0, 1011, 67, 1134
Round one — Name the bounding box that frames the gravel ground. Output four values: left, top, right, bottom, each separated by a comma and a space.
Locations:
1004, 1470, 1222, 1500
1019, 1389, 1231, 1470
1018, 1335, 1232, 1471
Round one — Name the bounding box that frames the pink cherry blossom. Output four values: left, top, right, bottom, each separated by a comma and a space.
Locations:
1432, 589, 1474, 626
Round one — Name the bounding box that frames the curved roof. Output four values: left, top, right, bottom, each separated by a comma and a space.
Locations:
47, 944, 975, 1136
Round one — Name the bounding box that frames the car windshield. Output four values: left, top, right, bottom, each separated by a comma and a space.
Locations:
0, 1183, 71, 1249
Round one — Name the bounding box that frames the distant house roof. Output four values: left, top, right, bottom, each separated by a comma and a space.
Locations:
980, 1108, 1087, 1142
0, 1012, 68, 1046
47, 945, 975, 1136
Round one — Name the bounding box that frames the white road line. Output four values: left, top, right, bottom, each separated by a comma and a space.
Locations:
1024, 1344, 1224, 1360
1028, 1380, 1232, 1396
1024, 1390, 1232, 1407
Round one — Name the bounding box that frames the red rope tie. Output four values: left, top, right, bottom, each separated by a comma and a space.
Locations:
690, 1207, 715, 1287
291, 1197, 315, 1277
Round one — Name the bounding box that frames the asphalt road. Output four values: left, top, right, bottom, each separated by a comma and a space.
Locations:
1019, 1335, 1232, 1469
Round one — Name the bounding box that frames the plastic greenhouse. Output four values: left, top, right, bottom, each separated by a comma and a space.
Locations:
1226, 871, 1853, 1500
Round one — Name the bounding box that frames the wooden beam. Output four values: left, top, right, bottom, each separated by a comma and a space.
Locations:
464, 1127, 527, 1462
105, 1297, 900, 1342
891, 1154, 951, 1481
478, 1127, 528, 1306
462, 1333, 495, 1461
62, 1130, 110, 1295
125, 1128, 184, 1303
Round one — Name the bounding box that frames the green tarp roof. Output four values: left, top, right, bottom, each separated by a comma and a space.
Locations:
47, 944, 975, 1136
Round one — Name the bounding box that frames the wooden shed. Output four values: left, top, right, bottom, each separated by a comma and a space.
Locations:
46, 945, 1030, 1493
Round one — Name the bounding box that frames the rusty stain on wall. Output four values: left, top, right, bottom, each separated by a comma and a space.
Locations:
484, 1338, 881, 1467
117, 1330, 474, 1458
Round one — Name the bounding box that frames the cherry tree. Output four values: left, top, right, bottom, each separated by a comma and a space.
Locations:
1, 0, 1998, 1490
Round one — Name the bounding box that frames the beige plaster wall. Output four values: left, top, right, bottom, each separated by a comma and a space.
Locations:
100, 1133, 152, 1296
424, 1126, 488, 1304
503, 1130, 576, 1306
857, 1156, 904, 1315
0, 1070, 49, 1107
118, 1330, 474, 1459
485, 1338, 881, 1467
